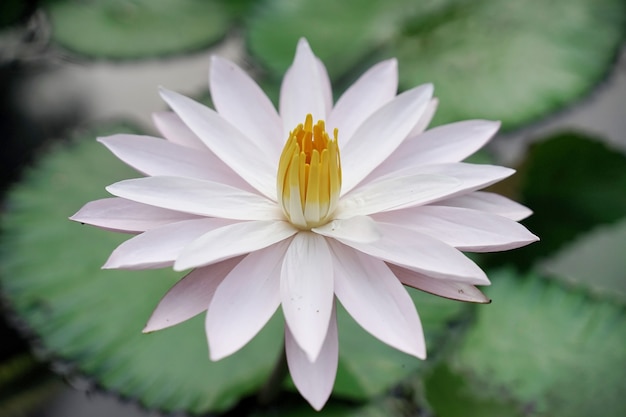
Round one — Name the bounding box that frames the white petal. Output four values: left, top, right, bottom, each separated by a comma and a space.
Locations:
285, 304, 338, 411
373, 206, 538, 252
210, 56, 283, 155
436, 191, 533, 221
336, 174, 460, 218
406, 163, 514, 200
407, 98, 438, 137
329, 241, 426, 358
70, 198, 198, 233
339, 222, 489, 284
152, 111, 206, 150
103, 218, 234, 270
316, 57, 333, 117
357, 162, 515, 208
280, 39, 329, 138
388, 264, 491, 304
159, 88, 276, 199
340, 84, 433, 194
106, 176, 282, 221
175, 220, 297, 271
281, 233, 334, 361
206, 241, 289, 360
312, 215, 380, 243
373, 120, 500, 178
328, 59, 398, 147
143, 257, 243, 332
98, 135, 251, 190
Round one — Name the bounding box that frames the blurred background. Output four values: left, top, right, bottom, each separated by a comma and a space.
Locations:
1, 1, 625, 416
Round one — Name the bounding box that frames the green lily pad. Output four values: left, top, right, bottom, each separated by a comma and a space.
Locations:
424, 364, 524, 417
538, 218, 626, 304
43, 0, 233, 58
248, 0, 625, 129
450, 269, 626, 417
489, 132, 626, 269
1, 126, 470, 413
0, 129, 285, 413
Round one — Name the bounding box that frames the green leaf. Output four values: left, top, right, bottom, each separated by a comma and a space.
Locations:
538, 218, 626, 304
0, 128, 284, 414
489, 132, 626, 268
450, 269, 626, 417
0, 126, 471, 413
43, 0, 232, 58
247, 0, 625, 129
424, 364, 524, 417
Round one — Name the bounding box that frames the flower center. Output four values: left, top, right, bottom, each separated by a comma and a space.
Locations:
277, 114, 341, 229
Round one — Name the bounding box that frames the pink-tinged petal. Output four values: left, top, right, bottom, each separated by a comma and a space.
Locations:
175, 221, 297, 271
407, 98, 438, 137
339, 222, 489, 285
436, 191, 533, 221
210, 56, 283, 155
281, 233, 334, 361
206, 241, 289, 360
312, 215, 380, 243
340, 84, 433, 195
373, 120, 500, 178
103, 218, 234, 270
336, 174, 460, 218
389, 264, 491, 304
285, 303, 338, 411
70, 197, 198, 233
280, 39, 328, 138
152, 111, 206, 150
106, 176, 282, 221
143, 257, 243, 332
373, 206, 538, 252
159, 88, 276, 199
328, 59, 398, 147
329, 241, 426, 359
98, 135, 251, 190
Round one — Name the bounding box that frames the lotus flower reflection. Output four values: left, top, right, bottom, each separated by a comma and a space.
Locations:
71, 39, 538, 409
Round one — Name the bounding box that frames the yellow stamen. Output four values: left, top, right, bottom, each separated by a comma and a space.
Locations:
277, 114, 341, 229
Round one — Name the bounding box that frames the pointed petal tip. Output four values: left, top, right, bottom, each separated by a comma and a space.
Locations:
101, 255, 116, 269
297, 37, 311, 48
101, 260, 117, 270
208, 349, 228, 362
309, 398, 328, 412
404, 336, 427, 360
158, 85, 173, 100
209, 54, 229, 68
207, 338, 238, 361
172, 260, 189, 272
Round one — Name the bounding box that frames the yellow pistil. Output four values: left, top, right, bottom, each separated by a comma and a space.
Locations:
277, 114, 341, 229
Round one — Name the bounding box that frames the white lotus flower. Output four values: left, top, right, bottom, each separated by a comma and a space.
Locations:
71, 38, 537, 409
